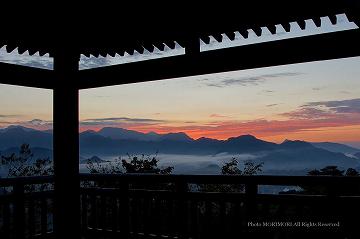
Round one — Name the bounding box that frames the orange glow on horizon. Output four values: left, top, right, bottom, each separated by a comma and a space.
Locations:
79, 124, 360, 144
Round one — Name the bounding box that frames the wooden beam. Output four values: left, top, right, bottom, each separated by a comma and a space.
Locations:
78, 29, 360, 89
53, 52, 80, 239
0, 62, 54, 89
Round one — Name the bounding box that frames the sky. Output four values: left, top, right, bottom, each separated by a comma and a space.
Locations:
79, 57, 360, 147
0, 14, 359, 147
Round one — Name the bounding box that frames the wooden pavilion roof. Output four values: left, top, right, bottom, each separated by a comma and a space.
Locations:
1, 4, 360, 238
0, 1, 359, 89
1, 1, 359, 58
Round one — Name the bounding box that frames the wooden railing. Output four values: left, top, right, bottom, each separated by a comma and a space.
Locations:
0, 176, 54, 239
79, 174, 360, 239
1, 174, 360, 238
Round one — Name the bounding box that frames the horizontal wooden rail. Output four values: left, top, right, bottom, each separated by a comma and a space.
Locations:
79, 173, 360, 186
0, 176, 54, 187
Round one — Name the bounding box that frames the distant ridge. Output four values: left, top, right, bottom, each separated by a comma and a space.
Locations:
0, 125, 52, 149
0, 126, 359, 168
80, 155, 107, 164
219, 134, 277, 153
98, 127, 193, 142
280, 140, 313, 149
311, 142, 360, 155
0, 125, 359, 174
0, 125, 37, 133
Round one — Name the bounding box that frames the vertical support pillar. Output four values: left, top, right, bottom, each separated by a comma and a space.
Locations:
53, 51, 80, 238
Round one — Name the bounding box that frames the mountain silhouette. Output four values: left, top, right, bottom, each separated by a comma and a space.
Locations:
79, 131, 284, 155
280, 140, 314, 149
0, 146, 53, 162
80, 155, 107, 164
159, 132, 193, 142
98, 127, 157, 141
260, 144, 358, 170
0, 125, 359, 155
0, 125, 52, 149
311, 142, 360, 155
98, 127, 193, 142
0, 126, 359, 172
0, 125, 37, 133
220, 134, 277, 153
355, 152, 360, 159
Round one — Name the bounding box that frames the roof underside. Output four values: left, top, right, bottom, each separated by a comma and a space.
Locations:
1, 28, 359, 89
1, 1, 359, 57
1, 2, 360, 90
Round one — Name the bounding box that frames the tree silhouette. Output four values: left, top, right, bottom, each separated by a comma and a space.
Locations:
345, 168, 359, 176
1, 144, 53, 178
307, 165, 344, 176
122, 153, 173, 174
0, 144, 53, 192
87, 152, 173, 174
301, 166, 360, 195
86, 153, 174, 190
200, 158, 263, 192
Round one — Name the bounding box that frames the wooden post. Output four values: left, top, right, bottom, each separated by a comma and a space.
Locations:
119, 181, 130, 238
245, 183, 258, 220
53, 51, 80, 238
176, 178, 188, 239
13, 182, 25, 239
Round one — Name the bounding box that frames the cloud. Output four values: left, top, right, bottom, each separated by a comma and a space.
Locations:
20, 119, 53, 129
0, 118, 53, 130
266, 104, 278, 107
305, 98, 360, 114
128, 98, 360, 139
79, 43, 184, 70
83, 117, 166, 123
0, 44, 184, 71
0, 121, 13, 124
76, 98, 360, 140
93, 95, 110, 98
131, 111, 360, 140
26, 119, 52, 126
0, 47, 53, 70
209, 114, 230, 118
0, 114, 21, 118
339, 90, 350, 94
80, 117, 168, 130
202, 72, 302, 88
79, 57, 110, 70
280, 107, 334, 120
279, 98, 360, 121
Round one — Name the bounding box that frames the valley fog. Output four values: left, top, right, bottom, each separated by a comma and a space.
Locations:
79, 152, 357, 176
